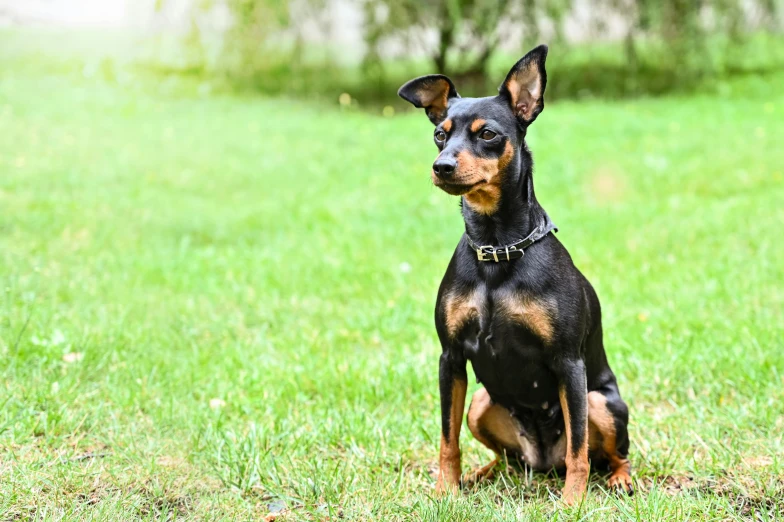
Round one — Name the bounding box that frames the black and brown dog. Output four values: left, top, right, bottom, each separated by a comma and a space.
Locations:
398, 45, 632, 504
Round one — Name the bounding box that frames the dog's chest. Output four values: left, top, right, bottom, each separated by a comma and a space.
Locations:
444, 286, 560, 410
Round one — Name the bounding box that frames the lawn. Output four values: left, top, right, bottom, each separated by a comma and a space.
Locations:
1, 34, 783, 521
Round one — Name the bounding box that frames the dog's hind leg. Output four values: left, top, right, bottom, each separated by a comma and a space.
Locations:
588, 388, 633, 495
465, 388, 522, 483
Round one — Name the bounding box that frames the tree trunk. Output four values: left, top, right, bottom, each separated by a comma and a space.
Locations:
433, 2, 455, 74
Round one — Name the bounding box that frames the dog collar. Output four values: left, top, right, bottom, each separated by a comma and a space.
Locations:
465, 221, 557, 262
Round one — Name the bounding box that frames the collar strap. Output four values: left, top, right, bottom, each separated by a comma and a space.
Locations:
465, 222, 557, 262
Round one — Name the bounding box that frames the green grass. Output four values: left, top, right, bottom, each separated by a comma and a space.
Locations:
1, 32, 784, 520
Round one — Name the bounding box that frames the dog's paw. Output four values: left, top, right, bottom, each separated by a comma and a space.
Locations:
560, 469, 589, 506
560, 489, 585, 506
434, 478, 460, 497
462, 459, 498, 486
608, 471, 634, 496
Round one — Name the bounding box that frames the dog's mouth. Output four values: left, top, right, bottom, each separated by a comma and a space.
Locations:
434, 179, 487, 195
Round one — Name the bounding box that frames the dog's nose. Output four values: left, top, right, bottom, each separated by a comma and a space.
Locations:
433, 159, 456, 180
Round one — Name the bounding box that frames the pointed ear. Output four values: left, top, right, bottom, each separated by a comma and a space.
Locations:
499, 45, 548, 126
398, 75, 459, 125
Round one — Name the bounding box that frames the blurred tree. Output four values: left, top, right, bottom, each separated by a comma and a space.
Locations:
362, 0, 780, 82
156, 0, 325, 75
220, 0, 291, 71
361, 0, 541, 87
362, 0, 573, 93
155, 0, 782, 100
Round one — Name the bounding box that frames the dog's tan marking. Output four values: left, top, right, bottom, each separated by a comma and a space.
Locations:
467, 388, 520, 455
588, 391, 633, 493
444, 288, 484, 339
442, 119, 452, 133
466, 388, 549, 469
436, 378, 467, 495
587, 392, 615, 452
470, 119, 486, 132
417, 79, 451, 122
462, 180, 501, 214
460, 141, 515, 215
497, 292, 556, 344
559, 386, 589, 505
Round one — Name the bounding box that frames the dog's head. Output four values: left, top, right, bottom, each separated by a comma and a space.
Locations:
398, 45, 548, 215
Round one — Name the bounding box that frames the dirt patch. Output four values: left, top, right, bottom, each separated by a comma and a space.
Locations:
132, 486, 195, 520
697, 477, 783, 518
0, 440, 223, 520
640, 467, 784, 517
6, 474, 200, 520
638, 473, 699, 495
705, 462, 784, 518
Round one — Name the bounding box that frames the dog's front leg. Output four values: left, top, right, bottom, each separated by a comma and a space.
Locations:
435, 351, 467, 495
558, 359, 590, 505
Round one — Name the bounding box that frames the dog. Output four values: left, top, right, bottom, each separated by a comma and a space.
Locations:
398, 45, 632, 504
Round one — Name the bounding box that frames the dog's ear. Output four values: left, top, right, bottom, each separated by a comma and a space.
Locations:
499, 45, 548, 126
398, 75, 459, 125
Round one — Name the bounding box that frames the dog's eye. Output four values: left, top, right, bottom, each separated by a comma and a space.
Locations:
480, 130, 497, 141
435, 131, 447, 142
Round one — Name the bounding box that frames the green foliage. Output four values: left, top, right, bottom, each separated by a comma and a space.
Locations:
363, 0, 510, 76
217, 0, 293, 73
364, 0, 781, 83
157, 0, 321, 77
156, 0, 783, 102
